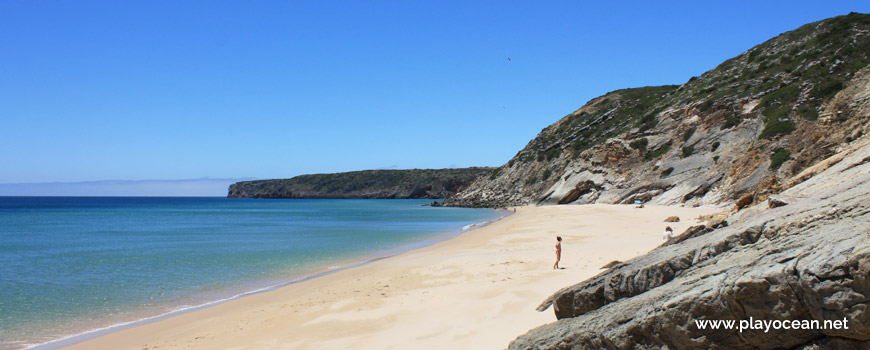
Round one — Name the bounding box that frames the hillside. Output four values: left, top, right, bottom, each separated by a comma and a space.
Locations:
498, 13, 870, 349
444, 13, 870, 209
227, 168, 493, 199
512, 135, 870, 349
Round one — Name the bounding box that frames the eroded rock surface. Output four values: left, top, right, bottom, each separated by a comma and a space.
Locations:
445, 14, 870, 210
510, 137, 870, 349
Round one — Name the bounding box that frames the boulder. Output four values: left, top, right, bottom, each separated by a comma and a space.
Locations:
768, 197, 789, 208
735, 193, 754, 211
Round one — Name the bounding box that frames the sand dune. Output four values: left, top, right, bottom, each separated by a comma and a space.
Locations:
67, 204, 720, 349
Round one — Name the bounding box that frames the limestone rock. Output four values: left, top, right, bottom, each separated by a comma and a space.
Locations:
511, 131, 870, 350
735, 193, 754, 211
768, 197, 789, 208
444, 14, 870, 210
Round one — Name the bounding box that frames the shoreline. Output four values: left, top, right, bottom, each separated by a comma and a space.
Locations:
26, 210, 510, 350
62, 204, 719, 349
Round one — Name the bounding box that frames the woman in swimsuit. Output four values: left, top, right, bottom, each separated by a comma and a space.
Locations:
554, 236, 562, 269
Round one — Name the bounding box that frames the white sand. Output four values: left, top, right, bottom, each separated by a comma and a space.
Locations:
67, 204, 720, 350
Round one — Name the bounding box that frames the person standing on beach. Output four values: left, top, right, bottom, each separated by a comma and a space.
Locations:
553, 236, 562, 269
663, 226, 674, 241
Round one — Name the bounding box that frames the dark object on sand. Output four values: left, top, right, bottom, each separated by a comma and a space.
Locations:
600, 260, 623, 269
735, 194, 754, 211
664, 216, 680, 222
768, 197, 788, 208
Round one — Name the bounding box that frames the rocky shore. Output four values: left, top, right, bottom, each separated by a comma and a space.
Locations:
498, 14, 870, 349
215, 13, 870, 350
510, 131, 870, 349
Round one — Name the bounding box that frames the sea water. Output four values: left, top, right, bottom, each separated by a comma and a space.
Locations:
0, 197, 504, 349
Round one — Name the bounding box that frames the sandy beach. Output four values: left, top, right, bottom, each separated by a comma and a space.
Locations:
66, 204, 720, 350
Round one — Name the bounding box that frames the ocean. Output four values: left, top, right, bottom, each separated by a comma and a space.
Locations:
0, 197, 504, 349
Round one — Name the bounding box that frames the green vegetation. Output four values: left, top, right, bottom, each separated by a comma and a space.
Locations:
811, 79, 845, 99
570, 139, 590, 154
545, 148, 561, 161
661, 167, 674, 177
698, 99, 714, 112
504, 12, 870, 188
526, 174, 538, 185
681, 145, 695, 158
722, 115, 740, 129
546, 85, 679, 157
797, 105, 820, 120
757, 85, 799, 139
542, 169, 552, 181
227, 168, 494, 199
645, 142, 672, 161
760, 85, 799, 113
671, 12, 867, 134
637, 114, 657, 133
756, 85, 799, 138
770, 148, 791, 170
489, 168, 502, 180
683, 127, 696, 142
629, 138, 649, 151
713, 155, 720, 163
760, 119, 797, 139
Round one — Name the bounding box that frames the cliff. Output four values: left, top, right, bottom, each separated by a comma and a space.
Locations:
444, 13, 870, 209
227, 168, 494, 199
510, 123, 870, 350
506, 13, 870, 349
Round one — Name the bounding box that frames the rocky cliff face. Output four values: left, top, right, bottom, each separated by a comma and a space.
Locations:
510, 128, 870, 349
227, 168, 493, 199
444, 13, 870, 209
506, 14, 870, 349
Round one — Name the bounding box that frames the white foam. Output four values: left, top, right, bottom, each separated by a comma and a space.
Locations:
25, 210, 513, 349
26, 277, 308, 350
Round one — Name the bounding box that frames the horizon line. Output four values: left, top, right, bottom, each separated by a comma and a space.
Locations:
0, 177, 258, 186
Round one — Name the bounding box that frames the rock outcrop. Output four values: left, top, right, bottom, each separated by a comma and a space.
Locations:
510, 134, 870, 349
501, 13, 870, 350
444, 13, 870, 209
227, 168, 493, 199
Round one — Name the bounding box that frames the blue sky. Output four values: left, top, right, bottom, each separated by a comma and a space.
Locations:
1, 1, 867, 195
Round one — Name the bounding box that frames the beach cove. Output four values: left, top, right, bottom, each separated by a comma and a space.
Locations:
65, 204, 720, 349
2, 198, 506, 349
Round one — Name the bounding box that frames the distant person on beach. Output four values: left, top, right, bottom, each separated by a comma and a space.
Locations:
553, 236, 562, 269
663, 226, 674, 241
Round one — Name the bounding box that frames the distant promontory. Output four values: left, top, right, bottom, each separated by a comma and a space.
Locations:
227, 168, 494, 199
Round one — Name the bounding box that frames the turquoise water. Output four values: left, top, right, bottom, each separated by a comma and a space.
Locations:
0, 197, 503, 349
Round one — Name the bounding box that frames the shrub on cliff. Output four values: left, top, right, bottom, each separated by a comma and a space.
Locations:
770, 148, 791, 170
681, 145, 695, 158
645, 142, 672, 161
630, 138, 649, 151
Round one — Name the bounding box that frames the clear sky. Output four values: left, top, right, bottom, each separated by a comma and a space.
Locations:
1, 1, 867, 195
